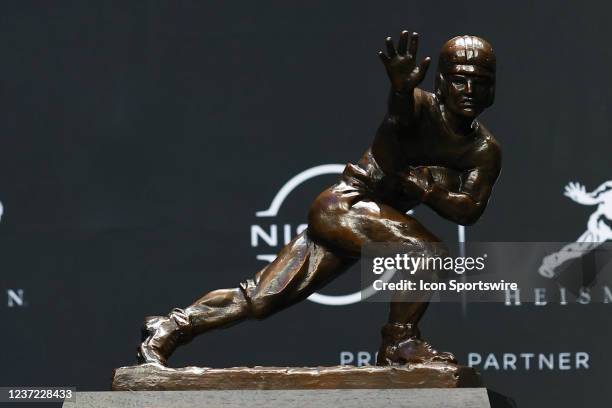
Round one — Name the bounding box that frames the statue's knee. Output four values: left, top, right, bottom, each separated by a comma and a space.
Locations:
239, 279, 276, 319
410, 241, 450, 282
248, 298, 276, 319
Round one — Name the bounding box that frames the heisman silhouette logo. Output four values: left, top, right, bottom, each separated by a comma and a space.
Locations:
539, 180, 612, 278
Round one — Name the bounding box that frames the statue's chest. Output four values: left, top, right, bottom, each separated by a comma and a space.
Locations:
398, 129, 476, 171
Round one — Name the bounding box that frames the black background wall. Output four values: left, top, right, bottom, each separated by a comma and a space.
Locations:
0, 1, 610, 407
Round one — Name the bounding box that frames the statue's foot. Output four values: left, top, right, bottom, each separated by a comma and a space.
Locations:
379, 337, 457, 365
137, 308, 193, 366
376, 322, 457, 366
137, 316, 172, 366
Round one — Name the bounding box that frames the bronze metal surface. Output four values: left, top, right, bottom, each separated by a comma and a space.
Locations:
113, 363, 482, 391
135, 31, 501, 373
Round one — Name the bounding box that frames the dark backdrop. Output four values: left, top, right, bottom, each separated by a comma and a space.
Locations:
0, 1, 610, 407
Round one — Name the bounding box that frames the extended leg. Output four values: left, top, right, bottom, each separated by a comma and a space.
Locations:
138, 231, 355, 366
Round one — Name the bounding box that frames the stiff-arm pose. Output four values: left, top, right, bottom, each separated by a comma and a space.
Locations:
138, 32, 501, 367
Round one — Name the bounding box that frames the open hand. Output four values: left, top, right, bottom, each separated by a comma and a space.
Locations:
563, 182, 596, 205
378, 31, 431, 92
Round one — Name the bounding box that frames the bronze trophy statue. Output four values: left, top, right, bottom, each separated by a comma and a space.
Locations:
133, 30, 501, 379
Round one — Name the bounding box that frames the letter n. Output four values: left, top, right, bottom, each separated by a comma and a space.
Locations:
7, 289, 24, 307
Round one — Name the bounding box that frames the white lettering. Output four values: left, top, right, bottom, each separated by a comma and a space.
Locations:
521, 353, 534, 370
357, 352, 372, 366
505, 289, 521, 305
576, 352, 590, 369
251, 225, 277, 247
483, 353, 500, 370
604, 286, 612, 304
539, 353, 554, 370
535, 288, 547, 306
339, 352, 354, 365
471, 352, 591, 371
577, 288, 591, 304
7, 289, 24, 307
560, 287, 567, 305
283, 224, 292, 245
467, 352, 482, 367
558, 353, 571, 370
503, 353, 517, 370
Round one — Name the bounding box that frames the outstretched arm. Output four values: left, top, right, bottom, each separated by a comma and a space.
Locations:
373, 31, 431, 174
377, 31, 431, 127
564, 181, 610, 205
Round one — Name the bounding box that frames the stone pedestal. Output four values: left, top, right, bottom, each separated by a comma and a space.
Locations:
64, 388, 491, 408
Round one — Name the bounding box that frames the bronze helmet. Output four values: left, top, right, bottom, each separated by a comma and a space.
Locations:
435, 35, 496, 107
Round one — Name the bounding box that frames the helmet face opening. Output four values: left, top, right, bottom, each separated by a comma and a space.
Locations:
435, 35, 496, 119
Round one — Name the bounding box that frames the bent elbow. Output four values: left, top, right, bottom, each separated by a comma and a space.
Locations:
455, 203, 485, 226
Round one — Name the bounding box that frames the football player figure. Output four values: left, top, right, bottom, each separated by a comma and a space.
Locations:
138, 32, 501, 367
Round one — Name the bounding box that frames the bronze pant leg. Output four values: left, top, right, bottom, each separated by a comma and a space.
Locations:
139, 228, 355, 365
184, 177, 443, 336
185, 231, 356, 335
308, 184, 445, 319
139, 181, 450, 365
308, 184, 454, 364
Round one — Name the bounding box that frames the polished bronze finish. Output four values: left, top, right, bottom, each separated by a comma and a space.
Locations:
137, 31, 501, 369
